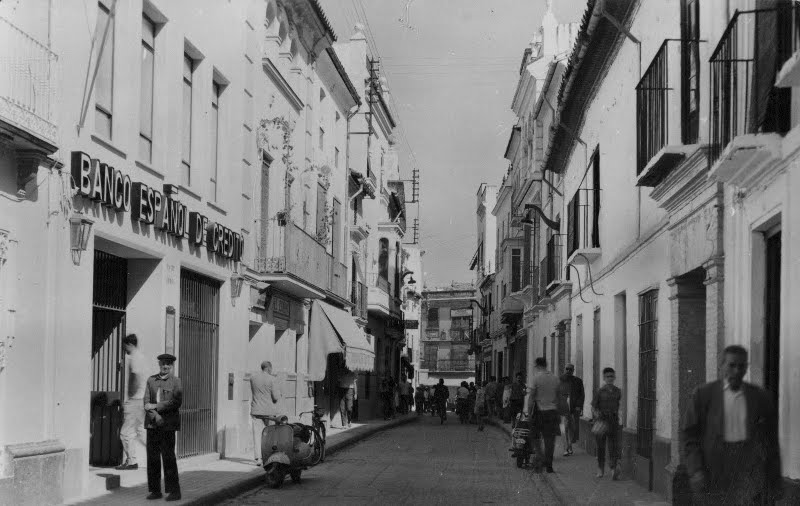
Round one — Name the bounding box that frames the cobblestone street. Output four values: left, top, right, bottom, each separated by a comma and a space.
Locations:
224, 416, 561, 505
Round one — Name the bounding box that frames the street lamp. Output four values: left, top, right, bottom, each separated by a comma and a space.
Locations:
230, 269, 245, 306
69, 213, 93, 266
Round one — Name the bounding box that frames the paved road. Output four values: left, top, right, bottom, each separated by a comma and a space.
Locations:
223, 415, 562, 505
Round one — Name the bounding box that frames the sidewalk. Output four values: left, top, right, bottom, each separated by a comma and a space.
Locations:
489, 418, 669, 506
70, 414, 417, 506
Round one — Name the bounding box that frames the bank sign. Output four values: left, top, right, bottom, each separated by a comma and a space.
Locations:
71, 151, 244, 261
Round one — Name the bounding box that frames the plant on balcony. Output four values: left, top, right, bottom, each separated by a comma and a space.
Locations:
258, 112, 301, 224
316, 202, 333, 245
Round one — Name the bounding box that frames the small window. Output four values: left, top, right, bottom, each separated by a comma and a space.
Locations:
210, 82, 221, 201
334, 147, 340, 169
95, 2, 115, 138
139, 14, 155, 161
319, 127, 324, 151
181, 53, 194, 186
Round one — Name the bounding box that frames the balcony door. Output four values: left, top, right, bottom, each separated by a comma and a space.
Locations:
680, 0, 700, 144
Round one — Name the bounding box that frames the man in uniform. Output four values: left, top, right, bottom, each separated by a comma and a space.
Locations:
144, 353, 183, 501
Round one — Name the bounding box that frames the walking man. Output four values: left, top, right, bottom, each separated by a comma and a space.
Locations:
682, 345, 783, 505
338, 369, 356, 428
527, 357, 561, 473
592, 367, 622, 479
144, 354, 183, 501
509, 372, 526, 422
559, 364, 584, 456
117, 334, 147, 470
250, 361, 282, 465
484, 376, 498, 417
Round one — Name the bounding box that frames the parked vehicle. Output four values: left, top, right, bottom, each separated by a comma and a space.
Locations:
261, 415, 325, 488
509, 412, 532, 468
299, 405, 327, 450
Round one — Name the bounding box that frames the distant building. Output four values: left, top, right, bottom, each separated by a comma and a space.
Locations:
418, 285, 477, 394
470, 184, 497, 382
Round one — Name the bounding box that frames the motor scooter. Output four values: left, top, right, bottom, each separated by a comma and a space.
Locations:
261, 415, 325, 488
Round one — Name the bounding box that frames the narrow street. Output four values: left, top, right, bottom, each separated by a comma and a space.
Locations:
224, 416, 561, 505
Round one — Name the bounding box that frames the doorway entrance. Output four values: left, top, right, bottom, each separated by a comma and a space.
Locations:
89, 250, 128, 466
177, 269, 220, 458
764, 231, 781, 407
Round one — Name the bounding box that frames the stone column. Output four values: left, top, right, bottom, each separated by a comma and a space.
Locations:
667, 272, 707, 504
703, 256, 725, 382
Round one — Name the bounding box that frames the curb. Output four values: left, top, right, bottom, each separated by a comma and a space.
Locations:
185, 415, 418, 505
487, 418, 577, 506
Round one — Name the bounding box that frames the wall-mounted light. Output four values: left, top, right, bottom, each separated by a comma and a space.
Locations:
69, 213, 93, 265
230, 270, 245, 306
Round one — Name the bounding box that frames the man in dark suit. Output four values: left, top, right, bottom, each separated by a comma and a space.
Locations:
682, 345, 782, 505
144, 353, 183, 501
559, 364, 584, 456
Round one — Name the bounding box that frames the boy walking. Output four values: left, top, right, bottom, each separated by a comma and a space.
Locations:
591, 367, 622, 480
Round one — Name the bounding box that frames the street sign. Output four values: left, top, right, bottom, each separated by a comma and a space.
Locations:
404, 320, 419, 329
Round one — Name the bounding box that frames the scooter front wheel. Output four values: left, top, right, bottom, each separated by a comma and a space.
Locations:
264, 463, 285, 489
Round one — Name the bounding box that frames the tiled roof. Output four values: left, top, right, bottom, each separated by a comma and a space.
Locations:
543, 0, 637, 175
309, 0, 337, 41
326, 47, 361, 106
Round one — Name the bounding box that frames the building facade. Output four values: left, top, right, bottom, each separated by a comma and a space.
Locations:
0, 1, 380, 503
470, 183, 497, 382
522, 0, 800, 500
336, 23, 409, 419
418, 285, 477, 395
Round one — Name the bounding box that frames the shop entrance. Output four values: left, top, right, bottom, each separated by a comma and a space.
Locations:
177, 269, 220, 458
89, 250, 128, 466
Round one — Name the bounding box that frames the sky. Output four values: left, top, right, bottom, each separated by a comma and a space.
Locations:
319, 0, 585, 288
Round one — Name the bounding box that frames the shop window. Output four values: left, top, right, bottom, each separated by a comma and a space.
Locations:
95, 2, 115, 139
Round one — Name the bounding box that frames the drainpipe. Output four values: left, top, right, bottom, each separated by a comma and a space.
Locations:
345, 103, 361, 303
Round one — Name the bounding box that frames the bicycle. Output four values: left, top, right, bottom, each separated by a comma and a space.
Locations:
299, 405, 327, 462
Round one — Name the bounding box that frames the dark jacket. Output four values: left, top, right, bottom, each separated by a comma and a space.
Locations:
144, 374, 183, 431
682, 380, 782, 501
559, 374, 585, 412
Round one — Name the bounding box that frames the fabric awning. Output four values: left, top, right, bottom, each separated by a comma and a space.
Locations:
307, 300, 375, 381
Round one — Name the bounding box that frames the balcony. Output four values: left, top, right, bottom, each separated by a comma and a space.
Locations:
420, 358, 476, 372
636, 39, 704, 187
350, 281, 368, 321
329, 260, 348, 301
566, 188, 601, 265
543, 234, 569, 293
350, 210, 371, 241
0, 15, 58, 150
367, 272, 393, 317
254, 220, 335, 299
708, 6, 795, 186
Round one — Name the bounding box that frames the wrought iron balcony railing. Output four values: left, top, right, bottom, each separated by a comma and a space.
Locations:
366, 272, 390, 294
351, 281, 368, 319
566, 188, 601, 259
255, 219, 342, 296
0, 15, 58, 144
420, 358, 476, 372
709, 6, 797, 166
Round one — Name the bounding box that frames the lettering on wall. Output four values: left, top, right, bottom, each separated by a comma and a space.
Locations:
70, 151, 243, 261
